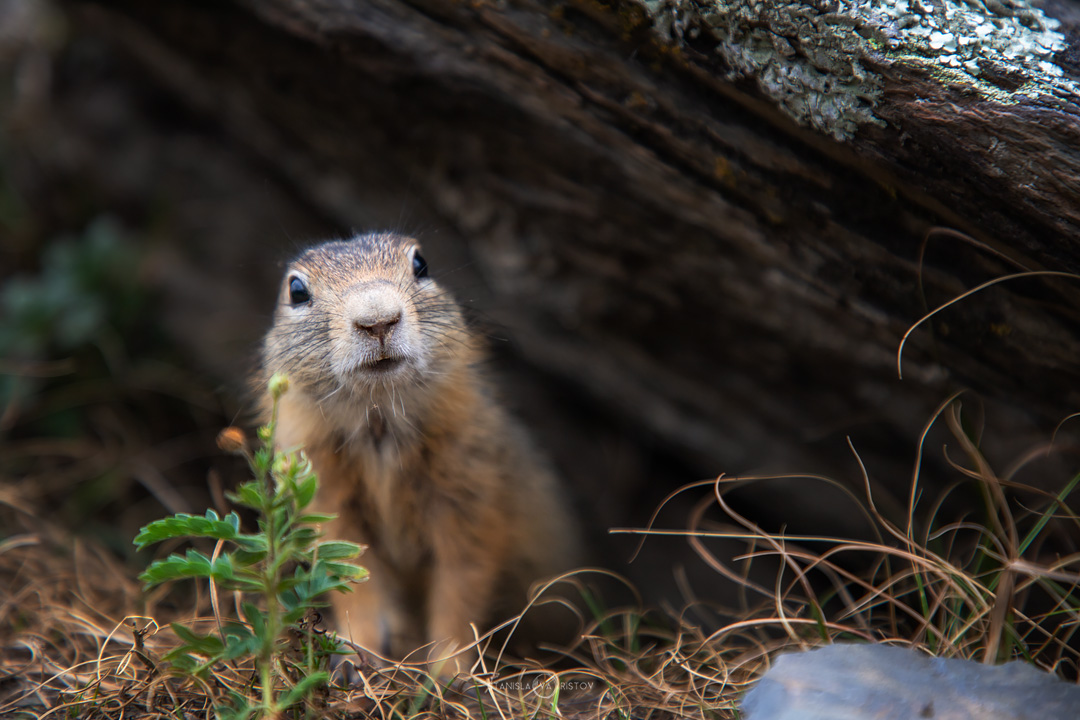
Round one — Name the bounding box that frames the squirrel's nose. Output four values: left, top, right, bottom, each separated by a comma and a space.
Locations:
354, 313, 401, 341
346, 282, 405, 343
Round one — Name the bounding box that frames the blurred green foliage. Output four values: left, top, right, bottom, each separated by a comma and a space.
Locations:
2, 217, 141, 354
0, 216, 145, 434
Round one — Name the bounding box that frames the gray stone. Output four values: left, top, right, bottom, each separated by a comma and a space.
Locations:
741, 644, 1080, 720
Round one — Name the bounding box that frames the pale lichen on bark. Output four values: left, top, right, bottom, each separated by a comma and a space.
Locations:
638, 0, 1073, 140
878, 0, 1072, 101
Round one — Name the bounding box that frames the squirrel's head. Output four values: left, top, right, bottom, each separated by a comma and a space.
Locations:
262, 232, 471, 407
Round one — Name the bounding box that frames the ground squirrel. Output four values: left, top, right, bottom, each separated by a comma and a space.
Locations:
259, 232, 579, 669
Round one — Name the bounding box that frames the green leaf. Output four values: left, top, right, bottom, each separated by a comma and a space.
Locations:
138, 549, 236, 588
221, 635, 262, 663
240, 601, 266, 639
322, 560, 369, 581
161, 649, 199, 674
277, 671, 329, 710
133, 510, 241, 549
313, 541, 363, 561
295, 474, 318, 508
227, 574, 267, 594
215, 692, 257, 720
1018, 472, 1080, 556
282, 564, 351, 609
298, 513, 337, 524
170, 622, 225, 657
282, 606, 310, 625
221, 622, 262, 661
253, 447, 272, 475
285, 527, 319, 549
228, 482, 264, 511
277, 573, 306, 594
231, 548, 269, 567
232, 533, 269, 552
222, 620, 254, 639
270, 508, 290, 539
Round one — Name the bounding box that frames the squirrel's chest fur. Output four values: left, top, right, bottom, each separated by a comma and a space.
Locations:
274, 383, 493, 573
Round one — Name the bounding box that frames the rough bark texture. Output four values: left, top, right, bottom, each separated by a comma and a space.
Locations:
10, 0, 1080, 599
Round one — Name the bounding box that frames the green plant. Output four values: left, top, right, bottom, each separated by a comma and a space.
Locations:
134, 373, 367, 719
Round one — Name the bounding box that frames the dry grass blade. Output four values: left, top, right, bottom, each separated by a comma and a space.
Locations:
897, 270, 1080, 380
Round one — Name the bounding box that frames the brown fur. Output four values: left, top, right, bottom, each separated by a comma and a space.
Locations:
258, 233, 579, 670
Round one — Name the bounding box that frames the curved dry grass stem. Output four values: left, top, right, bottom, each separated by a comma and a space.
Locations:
208, 538, 227, 649
916, 228, 1030, 292
1050, 411, 1080, 449
907, 391, 966, 545
625, 477, 723, 564
941, 403, 1019, 664
897, 270, 1080, 380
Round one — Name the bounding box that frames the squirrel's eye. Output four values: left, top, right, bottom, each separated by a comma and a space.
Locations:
412, 252, 429, 279
288, 276, 311, 305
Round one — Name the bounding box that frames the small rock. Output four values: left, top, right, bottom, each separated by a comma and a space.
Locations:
741, 644, 1080, 720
